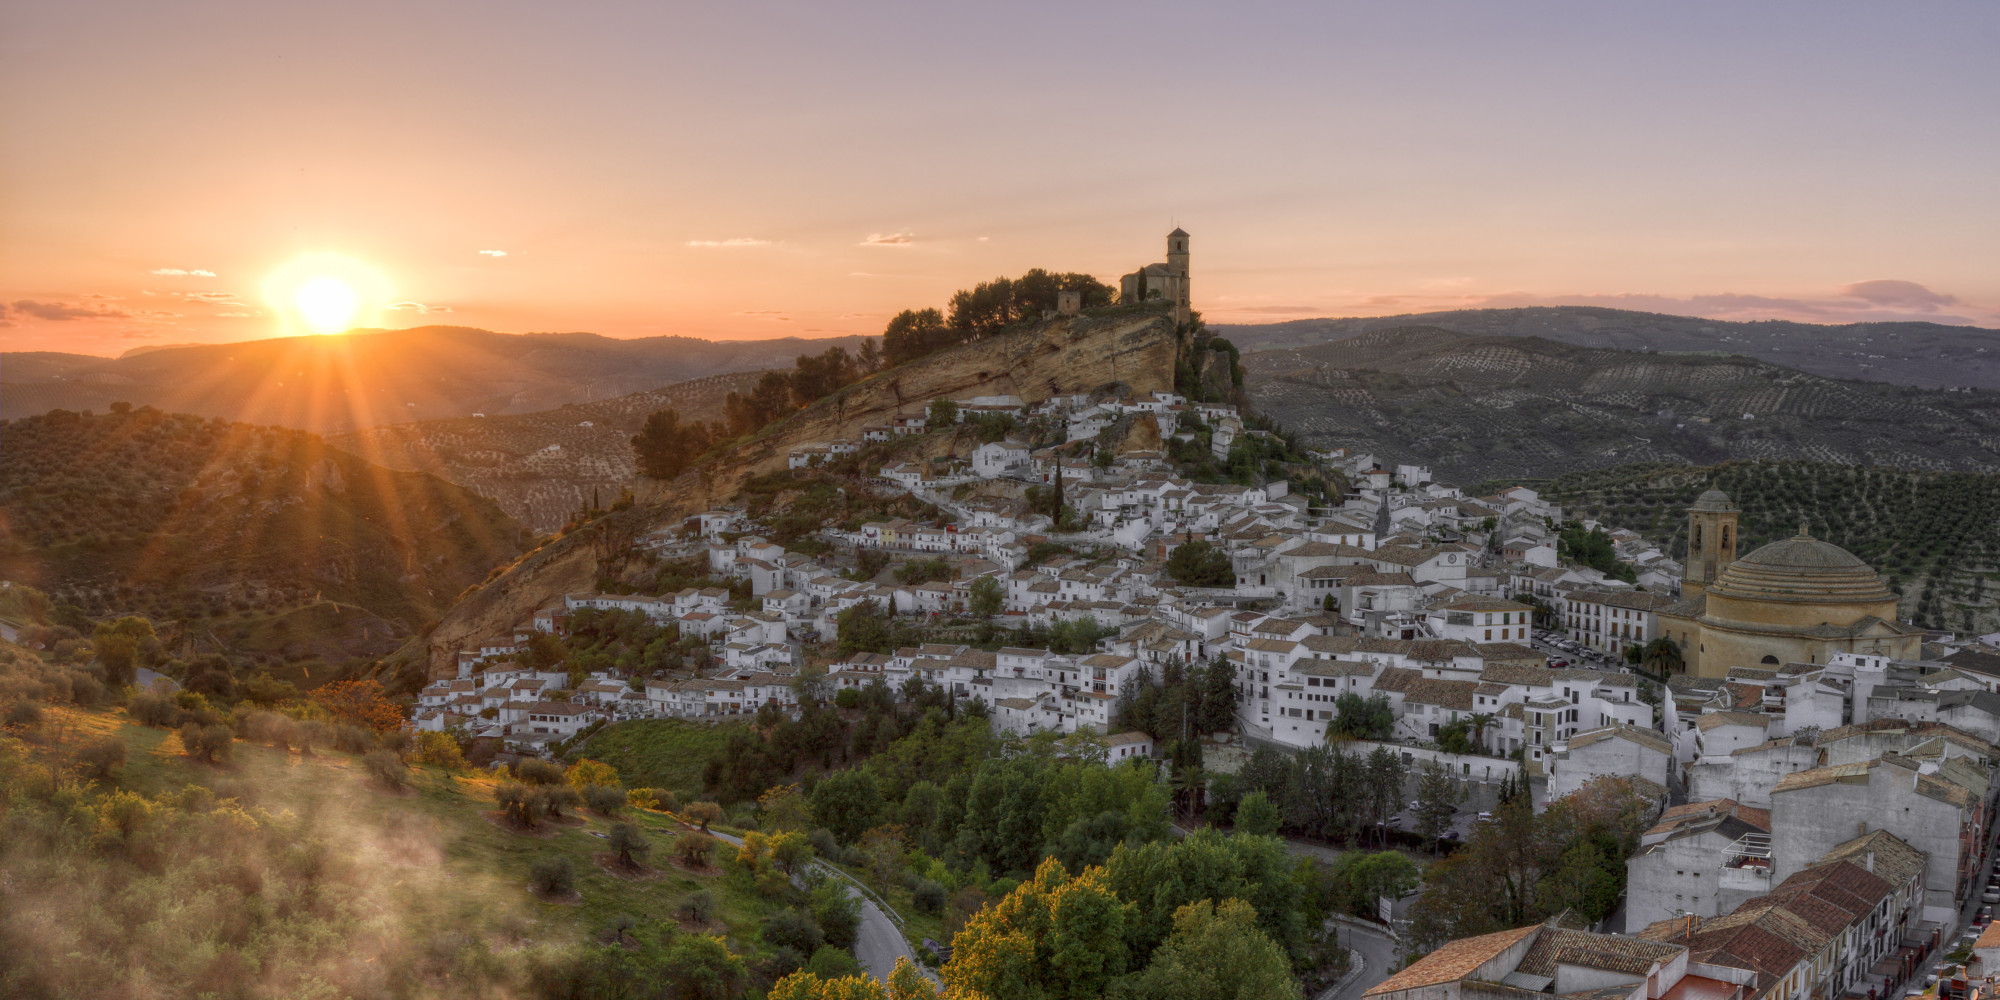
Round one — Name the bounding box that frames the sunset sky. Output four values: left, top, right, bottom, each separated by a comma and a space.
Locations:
3, 1, 1997, 355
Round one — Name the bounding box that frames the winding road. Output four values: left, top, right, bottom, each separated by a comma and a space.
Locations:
704, 828, 927, 982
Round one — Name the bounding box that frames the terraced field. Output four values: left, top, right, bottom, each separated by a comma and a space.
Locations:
330, 371, 769, 531
1543, 461, 2000, 635
1244, 327, 2000, 487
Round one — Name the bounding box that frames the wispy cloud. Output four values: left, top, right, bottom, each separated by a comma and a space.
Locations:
685, 238, 772, 248
859, 232, 915, 247
478, 249, 507, 257
179, 291, 240, 304
1842, 279, 1957, 311
149, 267, 217, 277
736, 310, 790, 321
2, 299, 130, 321
1461, 282, 1985, 325
389, 301, 453, 314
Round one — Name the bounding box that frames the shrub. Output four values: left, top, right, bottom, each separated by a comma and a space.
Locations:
332, 725, 375, 754
565, 758, 619, 790
412, 731, 469, 771
6, 698, 43, 729
516, 758, 565, 785
496, 783, 545, 828
762, 908, 824, 956
75, 735, 127, 781
809, 828, 842, 860
684, 801, 723, 831
539, 785, 581, 819
364, 750, 408, 790
608, 822, 650, 869
679, 888, 717, 923
529, 855, 576, 896
913, 878, 946, 915
676, 832, 718, 867
377, 728, 414, 757
629, 787, 676, 812
180, 722, 233, 763
129, 690, 179, 727
805, 945, 862, 980
585, 785, 626, 816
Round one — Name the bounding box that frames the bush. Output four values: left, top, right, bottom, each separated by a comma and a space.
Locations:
684, 801, 723, 831
180, 722, 233, 763
810, 828, 842, 860
762, 908, 825, 956
129, 689, 179, 727
805, 945, 862, 980
608, 822, 650, 869
516, 758, 566, 785
412, 731, 469, 771
680, 888, 717, 923
75, 735, 127, 781
496, 783, 545, 828
377, 728, 414, 757
629, 787, 676, 812
364, 750, 408, 790
676, 832, 718, 867
529, 855, 576, 896
538, 785, 581, 819
6, 698, 43, 729
913, 878, 946, 915
585, 785, 626, 816
332, 724, 375, 754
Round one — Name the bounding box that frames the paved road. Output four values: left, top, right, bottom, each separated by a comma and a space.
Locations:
705, 828, 924, 982
1324, 919, 1400, 1000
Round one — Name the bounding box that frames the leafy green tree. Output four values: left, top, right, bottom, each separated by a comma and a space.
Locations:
927, 398, 959, 429
93, 616, 157, 687
1104, 831, 1309, 967
632, 408, 715, 480
608, 822, 650, 869
1115, 899, 1303, 1000
943, 857, 1130, 1000
969, 576, 1004, 617
1413, 760, 1461, 851
1166, 541, 1233, 587
1328, 694, 1394, 740
810, 769, 883, 844
1234, 790, 1280, 836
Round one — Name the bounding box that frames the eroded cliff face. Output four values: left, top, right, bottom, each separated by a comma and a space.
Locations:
423, 306, 1181, 675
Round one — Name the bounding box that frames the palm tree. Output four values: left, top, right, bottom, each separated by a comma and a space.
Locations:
1641, 637, 1683, 676
1468, 712, 1496, 752
1172, 764, 1207, 821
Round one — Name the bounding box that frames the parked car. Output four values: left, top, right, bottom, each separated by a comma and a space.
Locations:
1477, 812, 1494, 822
1982, 887, 1998, 904
1549, 660, 1570, 669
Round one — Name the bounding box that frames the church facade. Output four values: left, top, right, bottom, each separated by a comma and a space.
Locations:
1120, 228, 1192, 327
1658, 490, 1922, 678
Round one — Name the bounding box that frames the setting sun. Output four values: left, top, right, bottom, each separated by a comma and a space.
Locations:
263, 253, 389, 336
295, 276, 358, 334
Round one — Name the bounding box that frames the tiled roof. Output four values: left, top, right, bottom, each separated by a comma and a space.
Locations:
1695, 711, 1769, 732
1363, 924, 1542, 996
1515, 928, 1684, 978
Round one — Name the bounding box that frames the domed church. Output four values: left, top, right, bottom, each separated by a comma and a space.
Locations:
1657, 490, 1922, 678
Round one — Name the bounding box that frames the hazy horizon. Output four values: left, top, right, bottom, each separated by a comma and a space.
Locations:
5, 1, 1998, 355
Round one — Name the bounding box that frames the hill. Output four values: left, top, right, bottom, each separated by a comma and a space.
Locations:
1216, 306, 2000, 391
1242, 327, 2000, 486
0, 407, 526, 673
0, 698, 797, 999
1539, 460, 2000, 634
2, 326, 875, 433
424, 304, 1187, 676
329, 371, 771, 532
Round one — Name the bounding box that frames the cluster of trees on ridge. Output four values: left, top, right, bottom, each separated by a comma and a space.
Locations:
630, 267, 1120, 483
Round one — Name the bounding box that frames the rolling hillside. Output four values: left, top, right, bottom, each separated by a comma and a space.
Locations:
1540, 461, 2000, 634
1217, 306, 2000, 391
329, 370, 771, 531
0, 407, 526, 669
3, 326, 873, 432
1243, 327, 2000, 486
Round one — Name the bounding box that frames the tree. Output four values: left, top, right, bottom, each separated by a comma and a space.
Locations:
811, 768, 883, 843
1235, 790, 1280, 836
1640, 637, 1684, 675
1116, 899, 1302, 1000
179, 722, 233, 763
943, 857, 1130, 1000
496, 783, 546, 828
1329, 694, 1394, 741
969, 576, 1004, 618
632, 408, 715, 480
927, 398, 959, 430
366, 750, 409, 790
685, 800, 725, 832
530, 855, 576, 896
773, 956, 945, 1000
664, 933, 746, 1000
678, 831, 719, 867
93, 616, 157, 688
412, 731, 469, 771
1413, 760, 1461, 851
310, 678, 404, 733
1165, 541, 1233, 587
770, 830, 815, 875
585, 784, 627, 815
608, 822, 651, 869
75, 735, 127, 781
566, 758, 620, 790
1197, 656, 1238, 735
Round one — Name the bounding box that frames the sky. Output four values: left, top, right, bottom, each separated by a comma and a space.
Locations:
3, 1, 1997, 356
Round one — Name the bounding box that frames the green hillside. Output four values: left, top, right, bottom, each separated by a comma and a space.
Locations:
1542, 460, 2000, 633
0, 406, 527, 676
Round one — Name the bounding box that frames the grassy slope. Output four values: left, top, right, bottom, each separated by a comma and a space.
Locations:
51, 710, 776, 967
571, 718, 747, 799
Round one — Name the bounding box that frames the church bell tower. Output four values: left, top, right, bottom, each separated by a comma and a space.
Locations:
1683, 489, 1740, 599
1166, 227, 1190, 327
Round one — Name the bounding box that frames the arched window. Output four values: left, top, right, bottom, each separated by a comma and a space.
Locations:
1760, 655, 1780, 665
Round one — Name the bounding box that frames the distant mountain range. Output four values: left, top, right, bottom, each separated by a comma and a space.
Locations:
1242, 325, 2000, 487
2, 325, 873, 433
1215, 306, 2000, 391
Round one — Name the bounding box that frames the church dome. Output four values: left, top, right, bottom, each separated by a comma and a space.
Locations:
1705, 526, 1893, 605
1689, 489, 1735, 511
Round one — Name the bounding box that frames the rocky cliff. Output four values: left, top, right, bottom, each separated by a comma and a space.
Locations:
422, 305, 1183, 675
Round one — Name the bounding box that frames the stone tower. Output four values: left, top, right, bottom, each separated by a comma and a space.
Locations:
1683, 489, 1741, 599
1166, 227, 1190, 327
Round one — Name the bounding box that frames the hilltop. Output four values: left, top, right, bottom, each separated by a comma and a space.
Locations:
1539, 460, 2000, 634
329, 370, 771, 532
2, 326, 874, 433
0, 407, 525, 676
1242, 326, 2000, 485
1216, 305, 2000, 390
423, 304, 1186, 676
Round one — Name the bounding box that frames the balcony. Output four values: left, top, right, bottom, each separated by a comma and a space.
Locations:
1720, 832, 1774, 892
